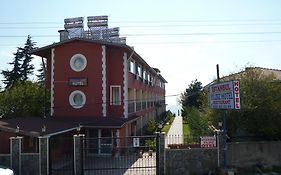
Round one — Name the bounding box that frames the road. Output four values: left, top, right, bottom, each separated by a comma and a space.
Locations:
166, 116, 183, 145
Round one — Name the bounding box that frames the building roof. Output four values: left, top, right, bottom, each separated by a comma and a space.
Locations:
31, 38, 166, 81
205, 67, 281, 88
0, 115, 139, 138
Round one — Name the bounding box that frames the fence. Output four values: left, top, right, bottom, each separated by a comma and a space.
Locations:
82, 135, 158, 175
49, 137, 74, 175
165, 135, 217, 149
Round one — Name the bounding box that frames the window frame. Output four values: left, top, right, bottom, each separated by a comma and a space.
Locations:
110, 85, 121, 105
70, 53, 87, 72
69, 90, 86, 109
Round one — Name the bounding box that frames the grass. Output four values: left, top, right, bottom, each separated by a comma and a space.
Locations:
161, 117, 175, 135
182, 120, 200, 144
182, 120, 191, 136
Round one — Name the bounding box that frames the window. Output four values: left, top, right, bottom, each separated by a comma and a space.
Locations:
70, 53, 87, 72
110, 86, 121, 105
69, 90, 86, 109
143, 70, 146, 80
137, 65, 142, 78
129, 60, 135, 73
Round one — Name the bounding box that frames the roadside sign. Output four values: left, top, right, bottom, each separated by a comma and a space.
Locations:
133, 138, 140, 147
200, 136, 216, 148
209, 80, 240, 110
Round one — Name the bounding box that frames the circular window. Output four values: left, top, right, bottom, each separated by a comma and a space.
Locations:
69, 90, 86, 109
70, 54, 87, 72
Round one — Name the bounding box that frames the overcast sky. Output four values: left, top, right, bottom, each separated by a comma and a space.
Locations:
1, 0, 281, 112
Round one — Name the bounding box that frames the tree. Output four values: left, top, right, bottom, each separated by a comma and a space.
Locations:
206, 68, 281, 140
180, 79, 204, 119
1, 35, 36, 88
1, 49, 23, 88
37, 62, 45, 84
0, 81, 50, 118
180, 79, 203, 110
180, 80, 210, 136
19, 35, 36, 81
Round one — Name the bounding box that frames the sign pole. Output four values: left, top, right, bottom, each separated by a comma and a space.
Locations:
223, 110, 227, 168
216, 64, 220, 168
216, 64, 227, 168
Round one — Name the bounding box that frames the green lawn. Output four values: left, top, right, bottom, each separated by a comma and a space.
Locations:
161, 117, 175, 135
182, 120, 191, 136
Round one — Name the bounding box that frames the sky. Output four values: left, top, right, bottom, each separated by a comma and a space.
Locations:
1, 0, 281, 113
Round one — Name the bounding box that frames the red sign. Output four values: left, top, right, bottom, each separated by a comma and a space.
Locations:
200, 136, 216, 148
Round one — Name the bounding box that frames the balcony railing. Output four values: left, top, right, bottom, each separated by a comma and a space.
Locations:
128, 100, 165, 114
136, 101, 142, 111
142, 101, 146, 109
128, 102, 135, 114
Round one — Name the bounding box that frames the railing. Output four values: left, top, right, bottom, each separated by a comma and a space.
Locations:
165, 135, 217, 149
142, 101, 147, 109
136, 101, 142, 111
128, 102, 135, 113
128, 100, 162, 114
82, 135, 158, 175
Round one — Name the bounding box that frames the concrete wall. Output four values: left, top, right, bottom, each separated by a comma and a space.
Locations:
165, 148, 217, 175
228, 141, 281, 167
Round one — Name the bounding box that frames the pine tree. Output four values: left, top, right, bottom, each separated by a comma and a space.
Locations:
1, 49, 23, 88
1, 35, 37, 89
19, 35, 36, 81
37, 62, 46, 84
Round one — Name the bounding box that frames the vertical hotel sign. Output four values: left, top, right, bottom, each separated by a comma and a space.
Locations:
209, 80, 240, 110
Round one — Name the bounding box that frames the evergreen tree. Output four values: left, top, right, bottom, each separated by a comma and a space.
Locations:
1, 35, 37, 89
37, 62, 45, 84
1, 49, 23, 88
180, 79, 203, 110
19, 35, 36, 81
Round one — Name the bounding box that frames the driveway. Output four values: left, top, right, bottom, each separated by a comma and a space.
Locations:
166, 116, 183, 145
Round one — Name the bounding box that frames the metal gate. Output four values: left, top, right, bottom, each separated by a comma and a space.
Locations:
49, 136, 74, 175
82, 135, 159, 175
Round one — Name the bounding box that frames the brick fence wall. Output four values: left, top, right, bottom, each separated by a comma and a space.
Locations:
228, 141, 281, 167
165, 148, 217, 175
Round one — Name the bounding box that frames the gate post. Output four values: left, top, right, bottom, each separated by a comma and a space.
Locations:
39, 136, 49, 175
156, 132, 165, 175
217, 132, 225, 168
74, 134, 84, 175
10, 136, 22, 175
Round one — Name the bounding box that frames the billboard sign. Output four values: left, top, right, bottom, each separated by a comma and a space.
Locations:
209, 80, 240, 110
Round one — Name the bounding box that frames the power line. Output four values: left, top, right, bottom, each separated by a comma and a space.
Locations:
129, 39, 281, 44
2, 19, 281, 25
1, 31, 281, 38
124, 31, 281, 36
2, 22, 281, 29
2, 39, 281, 47
0, 35, 57, 38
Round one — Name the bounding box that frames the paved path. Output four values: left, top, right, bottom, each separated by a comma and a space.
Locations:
166, 116, 183, 145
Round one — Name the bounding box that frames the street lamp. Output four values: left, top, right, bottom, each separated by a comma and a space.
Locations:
77, 123, 81, 135
15, 125, 20, 137
158, 123, 163, 132
41, 125, 46, 135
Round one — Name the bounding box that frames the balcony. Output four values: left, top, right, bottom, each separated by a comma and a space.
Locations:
128, 102, 135, 114
136, 101, 142, 111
